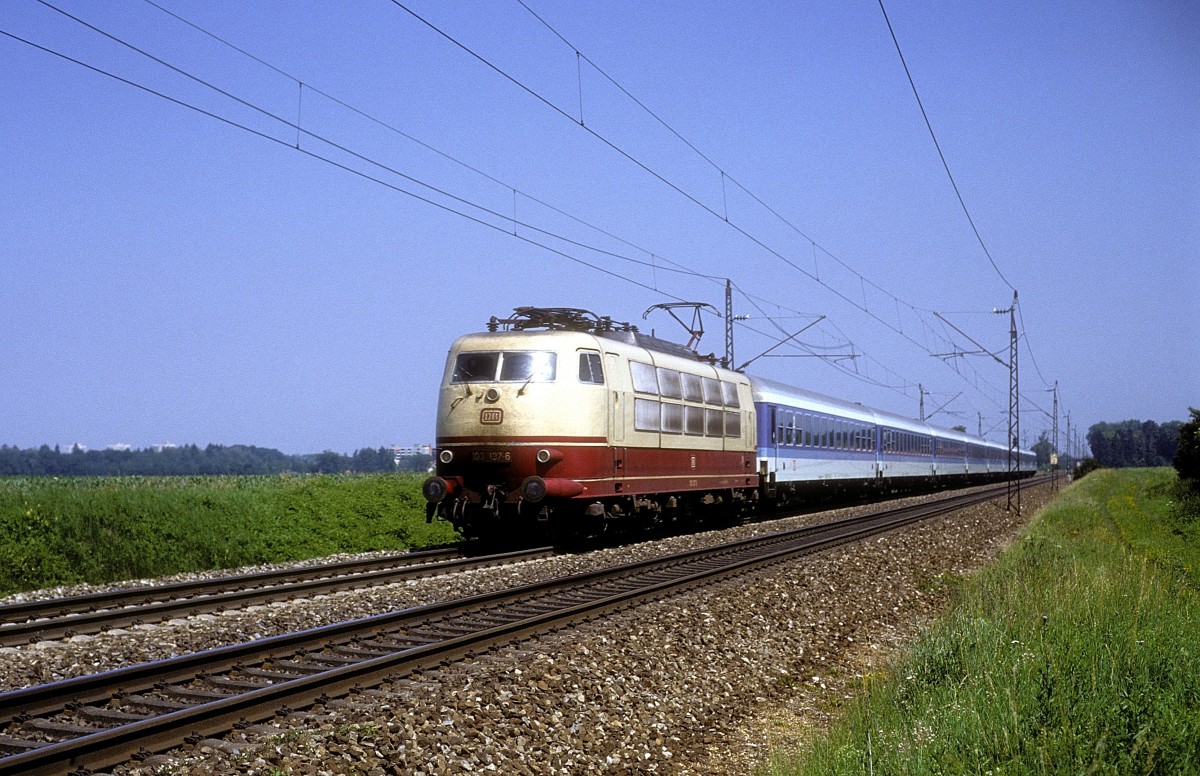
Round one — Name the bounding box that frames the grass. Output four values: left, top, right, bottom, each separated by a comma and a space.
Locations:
766, 468, 1200, 775
0, 473, 460, 596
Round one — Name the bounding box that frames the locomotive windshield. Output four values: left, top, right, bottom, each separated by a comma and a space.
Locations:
451, 351, 557, 383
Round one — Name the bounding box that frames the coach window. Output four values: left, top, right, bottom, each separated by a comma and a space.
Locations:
681, 373, 703, 403
702, 377, 722, 405
785, 412, 794, 445
630, 362, 658, 394
658, 368, 683, 399
578, 351, 604, 384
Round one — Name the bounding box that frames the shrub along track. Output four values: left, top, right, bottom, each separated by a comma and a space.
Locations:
0, 479, 1047, 775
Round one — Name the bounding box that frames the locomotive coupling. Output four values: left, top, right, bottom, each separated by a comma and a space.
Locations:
422, 476, 456, 503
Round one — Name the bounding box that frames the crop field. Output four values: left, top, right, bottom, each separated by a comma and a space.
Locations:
767, 467, 1200, 775
0, 474, 459, 596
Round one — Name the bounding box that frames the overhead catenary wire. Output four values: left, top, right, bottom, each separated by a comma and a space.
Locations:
9, 1, 1040, 432
509, 0, 1051, 410
33, 0, 918, 400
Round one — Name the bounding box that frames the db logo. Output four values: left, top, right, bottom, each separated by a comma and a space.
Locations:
480, 408, 504, 425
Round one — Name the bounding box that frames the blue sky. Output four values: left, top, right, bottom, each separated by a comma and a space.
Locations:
2, 0, 1197, 455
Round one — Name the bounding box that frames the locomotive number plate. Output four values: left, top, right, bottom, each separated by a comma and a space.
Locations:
472, 450, 511, 462
480, 408, 503, 425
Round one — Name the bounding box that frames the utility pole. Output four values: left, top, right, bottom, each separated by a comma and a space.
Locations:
935, 291, 1022, 513
1066, 411, 1072, 474
919, 383, 926, 421
995, 291, 1020, 515
1049, 381, 1059, 489
724, 279, 734, 370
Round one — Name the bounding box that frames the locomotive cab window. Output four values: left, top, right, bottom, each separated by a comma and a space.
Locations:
452, 351, 557, 383
578, 351, 604, 384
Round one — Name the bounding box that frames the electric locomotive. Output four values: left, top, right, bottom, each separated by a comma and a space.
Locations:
421, 307, 758, 539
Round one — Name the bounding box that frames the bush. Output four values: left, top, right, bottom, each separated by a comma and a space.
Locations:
1174, 407, 1200, 487
1074, 458, 1103, 480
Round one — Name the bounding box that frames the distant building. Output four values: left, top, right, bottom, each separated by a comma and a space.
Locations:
393, 444, 433, 463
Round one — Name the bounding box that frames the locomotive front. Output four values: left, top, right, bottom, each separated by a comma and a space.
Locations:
422, 328, 609, 538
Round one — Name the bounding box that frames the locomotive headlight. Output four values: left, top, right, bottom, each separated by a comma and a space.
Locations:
439, 450, 454, 464
422, 476, 450, 503
535, 448, 564, 465
521, 476, 548, 503
484, 388, 501, 403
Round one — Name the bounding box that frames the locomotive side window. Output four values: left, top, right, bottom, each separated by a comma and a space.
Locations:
681, 373, 703, 402
705, 408, 723, 436
578, 351, 604, 384
657, 368, 683, 399
721, 381, 740, 407
685, 405, 705, 435
630, 362, 658, 394
724, 411, 741, 438
702, 377, 722, 405
634, 398, 660, 431
661, 402, 684, 433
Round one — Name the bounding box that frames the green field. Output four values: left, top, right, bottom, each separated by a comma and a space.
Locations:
0, 474, 459, 596
767, 467, 1200, 774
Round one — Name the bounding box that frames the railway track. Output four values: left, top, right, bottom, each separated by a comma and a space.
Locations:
0, 480, 1038, 775
0, 545, 556, 648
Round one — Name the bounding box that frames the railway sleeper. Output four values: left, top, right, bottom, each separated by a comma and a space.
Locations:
359, 638, 433, 651
328, 644, 395, 658
120, 693, 190, 712
0, 733, 43, 754
241, 667, 309, 681
270, 659, 339, 674
74, 705, 150, 724
309, 652, 363, 666
23, 717, 101, 736
206, 676, 273, 691
160, 686, 233, 702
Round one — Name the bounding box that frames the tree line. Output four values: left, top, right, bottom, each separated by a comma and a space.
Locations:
0, 444, 432, 477
1086, 418, 1184, 470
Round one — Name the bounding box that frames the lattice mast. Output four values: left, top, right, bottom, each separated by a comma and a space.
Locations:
1005, 291, 1020, 514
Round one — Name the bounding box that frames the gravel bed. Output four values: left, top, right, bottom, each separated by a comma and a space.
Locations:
1, 483, 1053, 774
